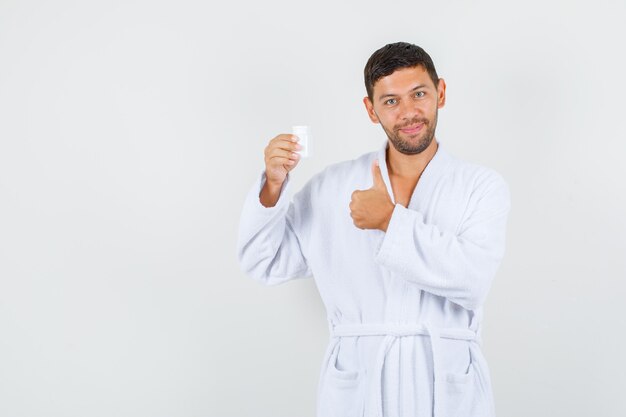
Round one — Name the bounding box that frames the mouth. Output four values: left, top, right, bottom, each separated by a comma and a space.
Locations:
399, 123, 424, 134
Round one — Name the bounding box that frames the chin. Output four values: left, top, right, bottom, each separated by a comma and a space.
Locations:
391, 135, 432, 155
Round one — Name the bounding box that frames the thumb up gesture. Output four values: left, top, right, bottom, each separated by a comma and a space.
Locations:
349, 159, 395, 231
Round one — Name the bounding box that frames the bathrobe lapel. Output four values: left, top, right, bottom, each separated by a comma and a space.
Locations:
375, 138, 450, 209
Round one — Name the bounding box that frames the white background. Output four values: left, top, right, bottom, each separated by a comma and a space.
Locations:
1, 0, 624, 416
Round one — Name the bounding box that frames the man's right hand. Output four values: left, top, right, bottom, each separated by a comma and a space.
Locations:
260, 134, 302, 207
264, 134, 302, 186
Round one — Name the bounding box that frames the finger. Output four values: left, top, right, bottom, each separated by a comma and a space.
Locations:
267, 135, 301, 154
371, 159, 386, 190
268, 156, 298, 166
268, 147, 301, 161
267, 138, 301, 154
271, 134, 300, 147
271, 133, 299, 143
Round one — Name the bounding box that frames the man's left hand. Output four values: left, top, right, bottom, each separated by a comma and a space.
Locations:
349, 159, 395, 232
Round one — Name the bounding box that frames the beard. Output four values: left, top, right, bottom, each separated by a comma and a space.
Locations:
379, 108, 438, 155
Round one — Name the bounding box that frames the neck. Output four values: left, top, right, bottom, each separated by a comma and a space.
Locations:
386, 138, 439, 180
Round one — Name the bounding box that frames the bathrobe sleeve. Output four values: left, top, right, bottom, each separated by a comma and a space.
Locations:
374, 171, 511, 311
236, 170, 312, 285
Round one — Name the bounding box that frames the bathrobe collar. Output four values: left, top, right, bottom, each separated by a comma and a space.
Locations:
375, 138, 451, 207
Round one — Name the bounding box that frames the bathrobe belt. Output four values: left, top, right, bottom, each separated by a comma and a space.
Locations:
329, 322, 478, 417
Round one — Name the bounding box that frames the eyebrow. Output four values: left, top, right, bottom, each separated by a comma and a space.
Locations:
378, 84, 428, 102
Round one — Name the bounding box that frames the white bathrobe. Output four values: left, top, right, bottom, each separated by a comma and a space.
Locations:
236, 138, 511, 417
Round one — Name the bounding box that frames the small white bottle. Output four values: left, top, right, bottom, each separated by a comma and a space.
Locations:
292, 125, 312, 159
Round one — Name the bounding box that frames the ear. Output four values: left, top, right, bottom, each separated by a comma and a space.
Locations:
363, 96, 379, 123
436, 78, 447, 109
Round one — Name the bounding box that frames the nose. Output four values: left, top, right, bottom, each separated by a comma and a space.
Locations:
398, 97, 420, 121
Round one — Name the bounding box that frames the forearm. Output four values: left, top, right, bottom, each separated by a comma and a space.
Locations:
237, 171, 311, 285
375, 177, 511, 310
259, 175, 284, 208
376, 205, 506, 309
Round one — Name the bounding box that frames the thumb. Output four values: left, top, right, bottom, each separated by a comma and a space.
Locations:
371, 159, 386, 190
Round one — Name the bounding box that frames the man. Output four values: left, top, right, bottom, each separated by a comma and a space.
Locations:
237, 42, 511, 417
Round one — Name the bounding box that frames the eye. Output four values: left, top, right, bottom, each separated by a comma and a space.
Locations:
415, 91, 425, 98
385, 98, 397, 105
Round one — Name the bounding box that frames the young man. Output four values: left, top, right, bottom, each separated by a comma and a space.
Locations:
237, 42, 511, 417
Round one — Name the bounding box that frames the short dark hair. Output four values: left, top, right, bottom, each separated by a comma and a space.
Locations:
364, 42, 439, 101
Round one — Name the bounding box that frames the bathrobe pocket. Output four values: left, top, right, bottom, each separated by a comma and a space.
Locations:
441, 346, 483, 417
318, 340, 364, 417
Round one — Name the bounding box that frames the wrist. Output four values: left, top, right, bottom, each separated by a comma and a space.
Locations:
265, 179, 284, 192
264, 171, 286, 189
380, 203, 395, 232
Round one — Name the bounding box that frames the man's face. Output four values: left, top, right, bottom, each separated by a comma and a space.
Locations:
363, 65, 446, 155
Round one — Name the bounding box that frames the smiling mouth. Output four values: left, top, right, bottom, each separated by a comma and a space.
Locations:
399, 123, 424, 134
